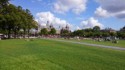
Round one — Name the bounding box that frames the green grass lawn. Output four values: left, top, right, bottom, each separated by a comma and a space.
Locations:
0, 39, 125, 70
59, 38, 125, 48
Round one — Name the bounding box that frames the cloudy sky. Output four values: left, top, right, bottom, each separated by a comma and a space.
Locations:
10, 0, 125, 31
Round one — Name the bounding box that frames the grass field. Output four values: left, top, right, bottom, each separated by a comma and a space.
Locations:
58, 38, 125, 48
0, 39, 125, 70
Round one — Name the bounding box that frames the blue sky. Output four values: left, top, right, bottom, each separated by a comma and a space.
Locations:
10, 0, 125, 30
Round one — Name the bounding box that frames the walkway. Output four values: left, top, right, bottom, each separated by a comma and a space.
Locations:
47, 39, 125, 51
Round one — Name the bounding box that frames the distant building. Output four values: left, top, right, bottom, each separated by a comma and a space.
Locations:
101, 28, 116, 33
38, 21, 53, 32
38, 21, 71, 35
60, 25, 71, 35
56, 30, 61, 34
47, 24, 54, 31
61, 25, 70, 31
65, 25, 70, 30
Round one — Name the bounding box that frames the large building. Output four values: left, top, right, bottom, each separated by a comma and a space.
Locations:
101, 28, 116, 33
38, 21, 71, 35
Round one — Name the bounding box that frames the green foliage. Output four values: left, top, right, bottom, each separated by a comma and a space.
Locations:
102, 32, 110, 37
49, 28, 56, 35
40, 28, 48, 35
93, 26, 100, 32
117, 31, 125, 38
73, 30, 84, 36
93, 32, 102, 37
0, 1, 38, 38
0, 0, 9, 8
120, 26, 125, 32
116, 26, 125, 38
60, 29, 70, 37
110, 32, 117, 36
71, 27, 118, 38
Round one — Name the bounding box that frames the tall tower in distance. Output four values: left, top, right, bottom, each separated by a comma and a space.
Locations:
65, 24, 69, 31
46, 21, 50, 28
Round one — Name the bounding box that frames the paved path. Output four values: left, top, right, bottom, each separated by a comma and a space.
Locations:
47, 39, 125, 51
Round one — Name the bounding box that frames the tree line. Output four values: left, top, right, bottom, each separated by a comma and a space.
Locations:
39, 25, 125, 39
70, 26, 125, 39
0, 0, 38, 39
40, 28, 56, 35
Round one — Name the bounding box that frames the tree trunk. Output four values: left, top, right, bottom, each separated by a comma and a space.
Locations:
14, 29, 17, 38
23, 28, 26, 38
28, 29, 30, 38
8, 28, 11, 39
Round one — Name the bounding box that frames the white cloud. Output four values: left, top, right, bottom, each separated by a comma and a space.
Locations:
96, 0, 125, 13
76, 26, 81, 30
81, 17, 104, 29
95, 0, 125, 19
54, 0, 87, 14
36, 11, 72, 30
95, 7, 109, 18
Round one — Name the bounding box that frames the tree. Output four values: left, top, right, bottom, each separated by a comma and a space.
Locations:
60, 29, 70, 37
120, 26, 125, 32
0, 0, 10, 38
93, 26, 100, 32
102, 32, 110, 37
0, 0, 9, 9
110, 32, 117, 36
40, 28, 48, 35
0, 1, 38, 39
73, 30, 84, 37
2, 4, 17, 38
117, 26, 125, 39
93, 32, 102, 38
49, 28, 56, 35
0, 3, 20, 38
